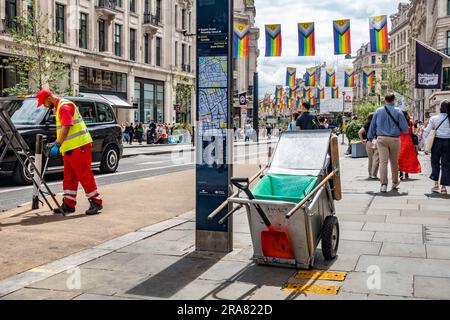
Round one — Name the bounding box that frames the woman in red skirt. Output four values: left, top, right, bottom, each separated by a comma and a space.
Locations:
399, 111, 422, 180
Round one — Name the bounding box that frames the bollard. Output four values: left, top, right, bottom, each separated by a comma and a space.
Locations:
32, 134, 43, 210
267, 146, 273, 165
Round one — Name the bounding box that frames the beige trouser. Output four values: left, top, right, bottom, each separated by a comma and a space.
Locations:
377, 136, 400, 186
366, 142, 380, 177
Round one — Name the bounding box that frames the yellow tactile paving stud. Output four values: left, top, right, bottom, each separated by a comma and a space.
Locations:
282, 282, 341, 295
294, 270, 347, 282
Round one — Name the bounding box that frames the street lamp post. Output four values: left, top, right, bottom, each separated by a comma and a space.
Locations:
341, 91, 346, 145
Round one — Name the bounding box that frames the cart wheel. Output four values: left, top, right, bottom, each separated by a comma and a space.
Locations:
322, 216, 339, 261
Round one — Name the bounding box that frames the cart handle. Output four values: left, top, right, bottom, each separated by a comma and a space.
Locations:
218, 204, 244, 225
285, 170, 336, 220
207, 166, 266, 221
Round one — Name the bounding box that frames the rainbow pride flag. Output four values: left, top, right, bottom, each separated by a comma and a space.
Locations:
363, 68, 376, 88
333, 19, 351, 55
287, 98, 294, 110
265, 24, 282, 57
274, 85, 283, 103
297, 97, 304, 109
286, 67, 297, 88
325, 68, 336, 87
317, 86, 325, 99
298, 22, 315, 56
303, 87, 311, 100
305, 67, 316, 87
331, 87, 339, 99
369, 16, 389, 53
344, 68, 355, 87
310, 97, 316, 106
233, 23, 250, 59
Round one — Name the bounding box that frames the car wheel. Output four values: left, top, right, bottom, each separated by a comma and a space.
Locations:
13, 156, 35, 185
100, 145, 119, 174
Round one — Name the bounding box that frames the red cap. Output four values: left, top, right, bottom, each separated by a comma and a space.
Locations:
36, 89, 53, 107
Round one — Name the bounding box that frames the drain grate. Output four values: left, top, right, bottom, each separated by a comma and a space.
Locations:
423, 225, 450, 246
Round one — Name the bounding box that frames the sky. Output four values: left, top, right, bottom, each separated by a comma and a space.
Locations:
254, 0, 403, 96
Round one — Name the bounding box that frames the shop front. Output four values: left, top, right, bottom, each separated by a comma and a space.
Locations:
134, 78, 164, 124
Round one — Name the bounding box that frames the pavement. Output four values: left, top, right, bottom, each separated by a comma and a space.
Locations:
1, 147, 450, 300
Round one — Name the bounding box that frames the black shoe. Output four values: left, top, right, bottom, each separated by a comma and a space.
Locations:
85, 200, 103, 216
53, 202, 76, 215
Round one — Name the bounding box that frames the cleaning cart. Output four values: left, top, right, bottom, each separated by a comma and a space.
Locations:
209, 130, 342, 269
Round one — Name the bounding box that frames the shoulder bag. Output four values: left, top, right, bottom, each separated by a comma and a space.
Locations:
424, 116, 448, 153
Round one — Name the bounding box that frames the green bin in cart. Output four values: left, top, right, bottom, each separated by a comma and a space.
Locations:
224, 130, 341, 269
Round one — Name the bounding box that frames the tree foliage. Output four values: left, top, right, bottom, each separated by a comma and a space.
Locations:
353, 103, 378, 122
1, 1, 71, 96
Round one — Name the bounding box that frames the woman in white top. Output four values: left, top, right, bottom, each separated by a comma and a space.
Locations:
423, 100, 450, 194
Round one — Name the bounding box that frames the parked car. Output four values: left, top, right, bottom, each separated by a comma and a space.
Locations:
0, 96, 123, 185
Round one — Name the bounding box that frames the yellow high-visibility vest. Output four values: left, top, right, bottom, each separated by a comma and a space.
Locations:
55, 99, 93, 155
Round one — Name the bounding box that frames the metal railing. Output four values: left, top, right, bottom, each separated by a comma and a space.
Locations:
97, 0, 116, 10
144, 13, 161, 26
1, 18, 17, 33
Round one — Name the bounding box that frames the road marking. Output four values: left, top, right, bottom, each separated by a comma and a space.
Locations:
294, 270, 347, 281
28, 268, 62, 274
282, 282, 341, 295
137, 160, 175, 166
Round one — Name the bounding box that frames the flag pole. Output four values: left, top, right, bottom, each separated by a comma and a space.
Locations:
414, 39, 449, 59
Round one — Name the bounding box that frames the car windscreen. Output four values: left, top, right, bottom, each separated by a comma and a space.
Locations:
10, 99, 47, 125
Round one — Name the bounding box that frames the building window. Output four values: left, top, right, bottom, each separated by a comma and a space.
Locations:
55, 3, 65, 43
182, 43, 186, 66
447, 31, 450, 54
156, 37, 161, 66
130, 28, 136, 61
130, 0, 136, 12
5, 0, 17, 29
188, 12, 191, 32
156, 0, 162, 20
79, 66, 127, 93
382, 55, 388, 63
144, 34, 150, 64
79, 12, 88, 49
114, 0, 122, 8
443, 67, 450, 90
182, 8, 186, 30
114, 24, 122, 57
371, 55, 376, 64
175, 41, 178, 66
144, 0, 150, 13
98, 19, 105, 52
448, 0, 450, 15
175, 5, 178, 29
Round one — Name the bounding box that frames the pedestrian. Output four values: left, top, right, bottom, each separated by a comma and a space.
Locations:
35, 89, 103, 215
423, 100, 450, 194
318, 117, 328, 129
135, 123, 144, 145
398, 111, 422, 180
358, 113, 379, 179
125, 123, 134, 145
244, 121, 253, 142
296, 102, 318, 130
368, 93, 409, 193
288, 112, 300, 131
266, 123, 272, 140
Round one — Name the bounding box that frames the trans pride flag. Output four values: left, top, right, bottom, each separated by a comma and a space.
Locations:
265, 24, 282, 57
331, 87, 339, 99
286, 67, 297, 88
274, 85, 283, 103
298, 22, 315, 56
333, 19, 351, 55
363, 68, 376, 88
325, 68, 336, 87
344, 69, 355, 87
289, 87, 297, 99
303, 87, 311, 100
317, 86, 325, 99
233, 23, 250, 59
305, 67, 316, 87
369, 16, 389, 53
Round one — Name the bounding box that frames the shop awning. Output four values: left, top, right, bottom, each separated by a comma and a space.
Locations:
80, 93, 136, 109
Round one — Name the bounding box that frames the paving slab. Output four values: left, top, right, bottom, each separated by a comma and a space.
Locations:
247, 285, 293, 300
1, 288, 80, 300
366, 209, 401, 216
369, 203, 419, 211
93, 231, 158, 251
380, 243, 426, 258
337, 240, 382, 256
341, 272, 414, 297
386, 216, 450, 226
28, 267, 148, 296
336, 214, 386, 223
340, 230, 375, 241
339, 221, 365, 231
414, 276, 450, 299
373, 232, 424, 245
313, 253, 360, 272
147, 229, 194, 242
117, 237, 195, 256
363, 222, 422, 233
356, 255, 450, 278
401, 210, 450, 218
420, 204, 450, 212
426, 245, 450, 260
197, 260, 253, 282
73, 293, 138, 300
138, 218, 189, 233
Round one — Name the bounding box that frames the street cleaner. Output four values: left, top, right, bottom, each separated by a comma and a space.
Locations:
36, 89, 103, 215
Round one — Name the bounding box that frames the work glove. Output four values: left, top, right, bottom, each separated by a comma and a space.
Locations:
48, 143, 61, 158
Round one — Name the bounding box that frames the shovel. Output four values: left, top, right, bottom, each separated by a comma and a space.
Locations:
231, 177, 295, 260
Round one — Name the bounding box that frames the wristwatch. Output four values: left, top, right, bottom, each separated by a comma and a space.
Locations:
55, 142, 62, 147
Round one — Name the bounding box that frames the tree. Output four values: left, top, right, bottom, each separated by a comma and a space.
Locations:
174, 75, 194, 124
380, 63, 411, 99
1, 1, 72, 96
